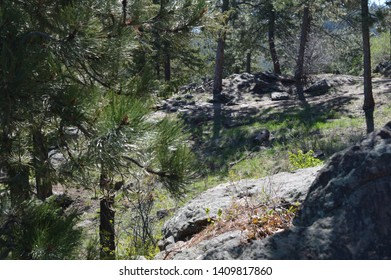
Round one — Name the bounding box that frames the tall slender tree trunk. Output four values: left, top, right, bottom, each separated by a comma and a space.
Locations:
361, 0, 375, 133
295, 5, 311, 101
268, 7, 281, 75
122, 0, 127, 25
32, 129, 52, 200
99, 197, 115, 259
164, 51, 171, 82
212, 0, 229, 141
213, 36, 225, 98
213, 0, 229, 99
99, 172, 116, 260
9, 167, 30, 205
156, 59, 161, 79
246, 51, 251, 73
212, 35, 225, 139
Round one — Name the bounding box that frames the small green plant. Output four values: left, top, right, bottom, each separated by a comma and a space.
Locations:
205, 207, 223, 224
288, 149, 323, 170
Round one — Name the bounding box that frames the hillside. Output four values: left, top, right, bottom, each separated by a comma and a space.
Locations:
48, 71, 391, 259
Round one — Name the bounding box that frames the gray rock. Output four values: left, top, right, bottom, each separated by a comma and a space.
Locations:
48, 149, 65, 170
158, 235, 175, 251
159, 166, 322, 251
253, 80, 284, 94
191, 121, 391, 260
171, 231, 244, 260
305, 79, 331, 96
271, 91, 290, 101
374, 61, 391, 77
254, 129, 270, 143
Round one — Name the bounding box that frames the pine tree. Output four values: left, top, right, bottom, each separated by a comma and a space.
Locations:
1, 0, 199, 260
361, 0, 375, 133
295, 4, 312, 101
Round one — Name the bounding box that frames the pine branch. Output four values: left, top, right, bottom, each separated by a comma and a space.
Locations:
122, 155, 179, 180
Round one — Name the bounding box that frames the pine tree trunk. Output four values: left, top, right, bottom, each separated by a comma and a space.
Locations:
122, 0, 127, 25
164, 51, 171, 82
99, 196, 116, 260
213, 36, 225, 98
99, 172, 116, 260
295, 5, 311, 101
32, 129, 52, 200
212, 36, 224, 140
156, 60, 160, 79
361, 0, 375, 133
212, 0, 229, 141
9, 167, 30, 205
246, 51, 251, 73
268, 8, 281, 75
163, 40, 171, 81
212, 0, 229, 99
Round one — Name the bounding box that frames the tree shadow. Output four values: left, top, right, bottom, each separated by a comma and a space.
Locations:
180, 93, 359, 176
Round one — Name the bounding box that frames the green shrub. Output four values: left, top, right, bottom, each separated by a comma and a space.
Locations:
288, 149, 323, 170
371, 31, 390, 69
1, 198, 82, 259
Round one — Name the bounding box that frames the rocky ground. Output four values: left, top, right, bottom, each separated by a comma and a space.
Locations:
153, 72, 391, 130
50, 71, 391, 259
153, 72, 391, 259
157, 121, 391, 260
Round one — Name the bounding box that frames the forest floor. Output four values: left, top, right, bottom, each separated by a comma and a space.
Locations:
55, 73, 391, 259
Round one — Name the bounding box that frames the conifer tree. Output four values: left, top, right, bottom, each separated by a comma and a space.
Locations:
361, 0, 375, 133
1, 0, 199, 260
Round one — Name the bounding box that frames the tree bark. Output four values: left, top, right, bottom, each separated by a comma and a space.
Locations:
246, 51, 251, 73
268, 7, 281, 75
99, 172, 116, 260
212, 0, 229, 141
163, 40, 171, 81
164, 51, 171, 82
295, 5, 311, 101
212, 0, 229, 99
156, 59, 160, 79
9, 167, 30, 205
213, 36, 225, 98
361, 0, 375, 133
32, 129, 53, 200
99, 196, 116, 260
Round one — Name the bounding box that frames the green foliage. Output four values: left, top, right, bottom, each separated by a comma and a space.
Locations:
205, 207, 223, 224
152, 118, 197, 196
288, 149, 323, 170
118, 236, 160, 260
371, 31, 390, 69
0, 198, 82, 260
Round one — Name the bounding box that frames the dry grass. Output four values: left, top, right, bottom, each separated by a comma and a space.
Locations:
162, 197, 299, 259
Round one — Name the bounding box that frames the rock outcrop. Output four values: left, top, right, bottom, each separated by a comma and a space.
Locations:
157, 122, 391, 260
156, 73, 358, 129
374, 61, 391, 77
156, 166, 322, 259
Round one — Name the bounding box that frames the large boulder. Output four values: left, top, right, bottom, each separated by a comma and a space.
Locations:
305, 79, 331, 96
157, 166, 322, 254
159, 122, 391, 260
271, 91, 290, 101
374, 61, 391, 77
